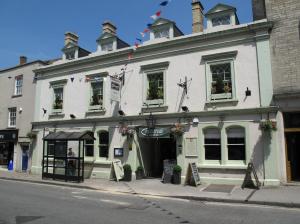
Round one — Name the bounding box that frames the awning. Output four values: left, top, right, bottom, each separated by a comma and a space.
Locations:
43, 131, 95, 141
0, 129, 19, 143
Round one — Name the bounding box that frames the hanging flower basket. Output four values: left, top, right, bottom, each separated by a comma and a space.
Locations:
120, 126, 135, 138
170, 123, 184, 137
260, 120, 277, 132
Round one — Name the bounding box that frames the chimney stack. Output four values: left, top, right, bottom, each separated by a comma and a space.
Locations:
252, 0, 266, 21
102, 21, 117, 35
19, 56, 27, 65
64, 32, 79, 46
192, 0, 204, 33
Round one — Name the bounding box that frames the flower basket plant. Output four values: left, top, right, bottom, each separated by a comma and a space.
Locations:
135, 166, 144, 180
123, 164, 132, 181
170, 123, 184, 137
172, 165, 182, 185
260, 120, 277, 132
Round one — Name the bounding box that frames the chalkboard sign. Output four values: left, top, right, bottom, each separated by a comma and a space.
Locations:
242, 162, 261, 189
185, 163, 201, 186
162, 160, 176, 183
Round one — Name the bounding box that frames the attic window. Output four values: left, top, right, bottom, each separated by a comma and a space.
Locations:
212, 15, 231, 27
65, 52, 75, 60
101, 42, 113, 52
154, 28, 170, 39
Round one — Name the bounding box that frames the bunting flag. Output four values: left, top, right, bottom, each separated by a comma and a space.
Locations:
136, 38, 142, 43
147, 23, 152, 28
140, 32, 145, 38
134, 42, 140, 48
150, 10, 162, 20
128, 53, 133, 60
160, 0, 171, 7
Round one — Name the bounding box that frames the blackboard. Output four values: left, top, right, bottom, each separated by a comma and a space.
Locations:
162, 160, 176, 183
242, 162, 261, 189
185, 163, 201, 186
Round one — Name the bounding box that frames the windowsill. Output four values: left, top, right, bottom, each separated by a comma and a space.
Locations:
12, 94, 22, 98
205, 99, 238, 105
85, 108, 106, 117
94, 159, 111, 165
49, 113, 65, 119
142, 104, 168, 113
7, 126, 16, 129
198, 163, 247, 170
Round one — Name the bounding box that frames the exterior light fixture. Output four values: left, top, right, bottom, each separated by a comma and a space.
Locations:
146, 112, 156, 129
181, 106, 189, 112
70, 114, 76, 119
245, 87, 251, 97
42, 108, 47, 115
118, 110, 125, 116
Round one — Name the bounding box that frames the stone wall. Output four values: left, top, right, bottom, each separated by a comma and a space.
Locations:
265, 0, 300, 96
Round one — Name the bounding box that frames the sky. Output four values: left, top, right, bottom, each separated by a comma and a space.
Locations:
0, 0, 252, 69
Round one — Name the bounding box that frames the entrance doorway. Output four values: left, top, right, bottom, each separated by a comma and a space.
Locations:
140, 138, 177, 178
286, 132, 300, 181
21, 145, 29, 171
0, 142, 14, 168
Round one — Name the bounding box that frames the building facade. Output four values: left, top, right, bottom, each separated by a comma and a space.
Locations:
0, 57, 47, 172
253, 0, 300, 182
31, 1, 284, 185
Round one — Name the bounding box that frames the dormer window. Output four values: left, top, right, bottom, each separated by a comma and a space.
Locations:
212, 15, 231, 27
154, 28, 170, 39
101, 42, 113, 52
65, 51, 75, 60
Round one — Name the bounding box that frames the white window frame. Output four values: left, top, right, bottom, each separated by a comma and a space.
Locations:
205, 57, 237, 102
226, 127, 246, 162
85, 139, 94, 157
145, 71, 165, 106
14, 75, 23, 96
153, 28, 170, 39
8, 107, 17, 128
86, 74, 107, 112
50, 79, 67, 114
199, 123, 249, 168
212, 15, 231, 27
99, 131, 109, 158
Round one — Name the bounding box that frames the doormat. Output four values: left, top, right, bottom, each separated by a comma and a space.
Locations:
203, 184, 235, 193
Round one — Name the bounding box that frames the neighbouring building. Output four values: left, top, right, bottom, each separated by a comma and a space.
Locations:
31, 1, 284, 185
0, 57, 48, 172
252, 0, 300, 182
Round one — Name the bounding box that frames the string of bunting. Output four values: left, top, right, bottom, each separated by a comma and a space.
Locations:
116, 0, 173, 82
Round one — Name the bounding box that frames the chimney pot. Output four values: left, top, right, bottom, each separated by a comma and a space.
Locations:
64, 32, 79, 46
192, 0, 204, 33
102, 21, 117, 35
19, 56, 27, 65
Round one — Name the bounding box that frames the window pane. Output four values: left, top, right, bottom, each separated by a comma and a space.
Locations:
205, 145, 221, 160
204, 128, 221, 160
99, 146, 109, 158
99, 131, 109, 158
154, 29, 169, 39
210, 63, 232, 96
8, 108, 16, 127
85, 145, 94, 157
53, 88, 63, 109
227, 128, 245, 161
47, 142, 55, 156
99, 132, 109, 144
90, 82, 103, 106
228, 145, 245, 160
212, 15, 231, 26
147, 72, 164, 100
55, 142, 67, 157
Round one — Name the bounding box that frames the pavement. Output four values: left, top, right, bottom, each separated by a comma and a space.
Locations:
1, 170, 300, 209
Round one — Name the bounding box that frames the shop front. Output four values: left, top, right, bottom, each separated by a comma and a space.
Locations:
0, 130, 18, 169
137, 126, 178, 178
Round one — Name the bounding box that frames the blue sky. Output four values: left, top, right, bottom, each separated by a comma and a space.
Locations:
0, 0, 252, 69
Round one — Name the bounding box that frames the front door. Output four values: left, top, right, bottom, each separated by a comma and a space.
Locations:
286, 132, 300, 181
22, 145, 29, 171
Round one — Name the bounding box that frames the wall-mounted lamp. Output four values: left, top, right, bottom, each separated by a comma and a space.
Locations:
42, 108, 47, 115
19, 107, 23, 113
245, 87, 251, 97
192, 117, 199, 124
118, 110, 125, 116
181, 106, 189, 112
146, 112, 156, 129
70, 114, 76, 119
70, 77, 74, 82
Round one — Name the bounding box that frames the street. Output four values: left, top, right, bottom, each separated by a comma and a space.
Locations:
0, 180, 300, 224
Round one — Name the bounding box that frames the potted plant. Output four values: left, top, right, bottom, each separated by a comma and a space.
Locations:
53, 96, 63, 109
170, 123, 184, 138
123, 164, 132, 181
172, 165, 182, 185
26, 131, 37, 140
260, 120, 277, 132
135, 166, 144, 180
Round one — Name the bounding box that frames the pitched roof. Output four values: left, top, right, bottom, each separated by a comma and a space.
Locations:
205, 3, 236, 16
